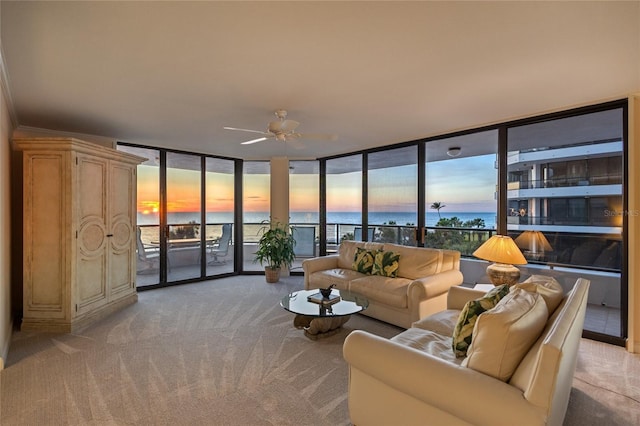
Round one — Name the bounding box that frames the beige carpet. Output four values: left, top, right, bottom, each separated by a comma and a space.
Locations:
1, 275, 639, 425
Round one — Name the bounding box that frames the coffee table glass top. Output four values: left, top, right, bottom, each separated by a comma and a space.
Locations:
280, 289, 368, 317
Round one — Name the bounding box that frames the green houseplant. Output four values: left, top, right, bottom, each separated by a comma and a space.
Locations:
254, 221, 296, 283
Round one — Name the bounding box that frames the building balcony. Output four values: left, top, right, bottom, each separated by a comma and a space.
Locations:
508, 183, 621, 200
507, 141, 623, 165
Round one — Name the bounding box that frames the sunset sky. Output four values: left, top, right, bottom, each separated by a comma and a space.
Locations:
136, 154, 497, 218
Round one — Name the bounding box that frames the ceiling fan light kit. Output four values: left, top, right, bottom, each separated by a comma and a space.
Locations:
224, 109, 337, 148
447, 147, 462, 157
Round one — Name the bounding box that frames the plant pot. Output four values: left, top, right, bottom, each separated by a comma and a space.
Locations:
265, 267, 281, 283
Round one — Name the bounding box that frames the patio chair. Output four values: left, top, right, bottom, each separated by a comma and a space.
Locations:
292, 226, 316, 258
207, 223, 232, 265
136, 226, 160, 273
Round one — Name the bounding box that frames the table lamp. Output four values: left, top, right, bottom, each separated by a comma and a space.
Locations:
473, 235, 527, 286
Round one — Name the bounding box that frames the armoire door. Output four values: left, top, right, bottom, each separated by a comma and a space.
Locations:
108, 161, 136, 296
75, 154, 109, 315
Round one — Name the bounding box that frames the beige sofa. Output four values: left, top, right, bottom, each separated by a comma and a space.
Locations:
343, 277, 590, 426
302, 240, 463, 328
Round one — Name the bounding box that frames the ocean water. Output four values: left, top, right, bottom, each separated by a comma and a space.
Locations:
138, 211, 496, 229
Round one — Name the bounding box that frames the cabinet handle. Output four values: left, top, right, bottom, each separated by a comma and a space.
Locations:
106, 234, 114, 237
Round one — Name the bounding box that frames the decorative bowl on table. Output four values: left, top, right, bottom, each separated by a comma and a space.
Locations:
320, 284, 336, 298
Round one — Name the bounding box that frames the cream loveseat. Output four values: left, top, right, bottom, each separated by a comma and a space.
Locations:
302, 240, 463, 328
343, 277, 590, 426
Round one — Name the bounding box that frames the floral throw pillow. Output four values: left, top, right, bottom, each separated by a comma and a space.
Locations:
452, 284, 509, 358
372, 250, 400, 277
352, 247, 377, 274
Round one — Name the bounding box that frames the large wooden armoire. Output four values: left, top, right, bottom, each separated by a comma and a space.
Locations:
14, 138, 146, 332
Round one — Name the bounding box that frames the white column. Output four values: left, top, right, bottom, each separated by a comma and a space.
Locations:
270, 156, 290, 225
270, 156, 290, 275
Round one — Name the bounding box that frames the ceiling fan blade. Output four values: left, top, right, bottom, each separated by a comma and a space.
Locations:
296, 133, 338, 141
287, 138, 306, 150
224, 126, 268, 135
241, 136, 271, 145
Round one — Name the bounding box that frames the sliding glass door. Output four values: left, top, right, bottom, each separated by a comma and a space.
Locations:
205, 157, 235, 275
117, 146, 161, 287
118, 144, 238, 287
289, 160, 320, 269
326, 155, 363, 249
166, 152, 202, 282
243, 161, 270, 272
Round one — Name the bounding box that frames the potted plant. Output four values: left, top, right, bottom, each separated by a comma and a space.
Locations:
254, 221, 296, 283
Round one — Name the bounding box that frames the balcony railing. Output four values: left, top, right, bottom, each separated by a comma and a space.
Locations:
507, 173, 622, 190
138, 221, 622, 275
507, 215, 622, 227
423, 226, 497, 257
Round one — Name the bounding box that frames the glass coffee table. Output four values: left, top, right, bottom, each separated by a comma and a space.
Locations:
280, 289, 369, 339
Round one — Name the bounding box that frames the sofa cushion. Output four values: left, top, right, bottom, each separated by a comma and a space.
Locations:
462, 288, 548, 382
384, 243, 444, 280
350, 275, 412, 308
337, 240, 385, 269
308, 268, 365, 290
412, 309, 460, 337
391, 328, 462, 365
514, 275, 564, 313
352, 247, 378, 274
451, 285, 510, 357
372, 250, 400, 277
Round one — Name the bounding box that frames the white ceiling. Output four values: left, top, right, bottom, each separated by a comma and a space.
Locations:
1, 1, 638, 160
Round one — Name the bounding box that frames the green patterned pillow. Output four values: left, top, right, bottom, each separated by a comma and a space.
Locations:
452, 284, 509, 358
372, 250, 400, 277
352, 248, 377, 274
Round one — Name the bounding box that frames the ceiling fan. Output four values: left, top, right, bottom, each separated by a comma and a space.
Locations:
224, 109, 337, 148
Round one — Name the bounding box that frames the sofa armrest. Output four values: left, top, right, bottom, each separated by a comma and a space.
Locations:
302, 255, 340, 289
408, 269, 464, 300
343, 330, 546, 426
446, 286, 488, 310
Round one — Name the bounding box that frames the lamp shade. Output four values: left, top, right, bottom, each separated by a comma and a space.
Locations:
514, 230, 552, 252
473, 235, 527, 265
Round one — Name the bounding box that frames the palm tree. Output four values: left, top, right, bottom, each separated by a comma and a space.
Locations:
430, 202, 446, 219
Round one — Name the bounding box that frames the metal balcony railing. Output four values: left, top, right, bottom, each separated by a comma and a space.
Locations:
507, 173, 622, 190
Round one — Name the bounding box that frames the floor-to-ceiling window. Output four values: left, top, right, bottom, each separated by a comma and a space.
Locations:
243, 161, 270, 272
166, 152, 202, 282
205, 157, 235, 275
117, 145, 161, 287
118, 144, 238, 287
120, 99, 627, 345
289, 160, 319, 269
506, 106, 626, 341
316, 100, 627, 344
424, 131, 499, 257
368, 146, 418, 246
326, 155, 363, 248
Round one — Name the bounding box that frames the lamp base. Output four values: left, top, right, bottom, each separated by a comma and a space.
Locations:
486, 263, 520, 286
